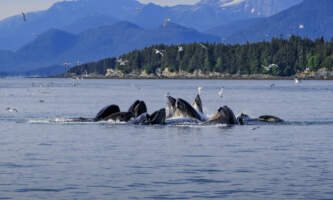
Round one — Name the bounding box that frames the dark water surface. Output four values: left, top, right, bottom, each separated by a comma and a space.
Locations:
0, 78, 333, 199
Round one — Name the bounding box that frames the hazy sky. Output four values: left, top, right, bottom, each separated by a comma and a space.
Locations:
0, 0, 200, 20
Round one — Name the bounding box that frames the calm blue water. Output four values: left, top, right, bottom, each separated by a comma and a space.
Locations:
1, 78, 333, 200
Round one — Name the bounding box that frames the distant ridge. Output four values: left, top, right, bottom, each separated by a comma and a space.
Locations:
228, 0, 333, 43
0, 0, 301, 50
0, 22, 219, 74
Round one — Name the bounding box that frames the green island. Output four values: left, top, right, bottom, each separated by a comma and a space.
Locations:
68, 36, 333, 80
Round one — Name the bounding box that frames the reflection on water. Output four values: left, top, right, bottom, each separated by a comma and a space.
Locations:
0, 78, 333, 200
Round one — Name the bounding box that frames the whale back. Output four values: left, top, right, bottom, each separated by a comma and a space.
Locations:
95, 104, 120, 121
259, 115, 284, 123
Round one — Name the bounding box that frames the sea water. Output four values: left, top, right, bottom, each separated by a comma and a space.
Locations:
0, 78, 333, 199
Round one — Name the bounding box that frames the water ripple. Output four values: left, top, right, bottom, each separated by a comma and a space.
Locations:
15, 187, 77, 193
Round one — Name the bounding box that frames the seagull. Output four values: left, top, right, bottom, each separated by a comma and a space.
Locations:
218, 87, 224, 98
294, 77, 300, 84
198, 86, 203, 95
116, 58, 128, 66
21, 11, 26, 22
250, 126, 260, 131
72, 76, 80, 87
154, 49, 165, 56
299, 24, 304, 29
178, 46, 184, 52
163, 16, 171, 28
6, 107, 18, 113
263, 65, 272, 71
263, 64, 279, 71
199, 43, 207, 50
64, 62, 71, 72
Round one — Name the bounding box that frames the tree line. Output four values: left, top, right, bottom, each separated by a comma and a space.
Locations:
69, 36, 333, 76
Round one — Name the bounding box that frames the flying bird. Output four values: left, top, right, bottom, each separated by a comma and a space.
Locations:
163, 16, 171, 28
262, 64, 278, 71
154, 49, 165, 56
198, 86, 203, 95
263, 65, 271, 71
64, 62, 71, 72
218, 87, 224, 98
178, 46, 184, 52
199, 43, 208, 49
21, 11, 26, 22
6, 107, 18, 113
250, 126, 260, 131
116, 58, 129, 66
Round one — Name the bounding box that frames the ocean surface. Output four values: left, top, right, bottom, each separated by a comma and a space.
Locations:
0, 78, 333, 200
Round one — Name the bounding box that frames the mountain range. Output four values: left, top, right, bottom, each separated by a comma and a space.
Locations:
0, 0, 332, 75
0, 0, 302, 50
0, 22, 219, 74
228, 0, 333, 43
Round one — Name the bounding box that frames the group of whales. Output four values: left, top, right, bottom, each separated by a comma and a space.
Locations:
72, 92, 283, 126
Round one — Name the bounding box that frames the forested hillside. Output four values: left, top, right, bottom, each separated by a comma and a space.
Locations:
69, 36, 333, 77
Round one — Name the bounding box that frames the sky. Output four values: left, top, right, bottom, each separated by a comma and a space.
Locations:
0, 0, 200, 20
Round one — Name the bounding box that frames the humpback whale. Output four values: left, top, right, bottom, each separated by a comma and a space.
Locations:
133, 108, 166, 125
128, 100, 147, 118
68, 89, 284, 126
166, 96, 204, 121
192, 94, 203, 114
204, 106, 238, 125
95, 105, 120, 121
90, 100, 165, 124
105, 112, 134, 122
237, 113, 284, 125
259, 115, 284, 123
166, 96, 177, 118
149, 108, 166, 125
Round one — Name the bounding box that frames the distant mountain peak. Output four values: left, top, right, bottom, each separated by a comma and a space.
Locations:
197, 0, 246, 7
197, 0, 302, 16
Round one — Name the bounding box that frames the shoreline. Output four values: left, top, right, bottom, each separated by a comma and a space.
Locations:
28, 75, 333, 80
